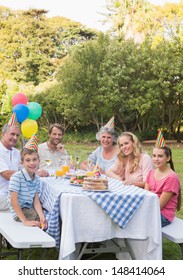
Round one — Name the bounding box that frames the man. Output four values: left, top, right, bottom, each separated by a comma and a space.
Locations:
37, 123, 65, 176
0, 123, 21, 211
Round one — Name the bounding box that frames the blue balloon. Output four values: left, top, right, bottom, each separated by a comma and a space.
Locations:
12, 104, 29, 123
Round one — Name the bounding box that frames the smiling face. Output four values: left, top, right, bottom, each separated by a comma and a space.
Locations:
2, 125, 20, 150
118, 135, 134, 157
49, 126, 63, 147
100, 132, 113, 148
152, 147, 170, 169
22, 151, 40, 177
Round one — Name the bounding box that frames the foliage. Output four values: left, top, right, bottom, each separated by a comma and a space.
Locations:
0, 4, 183, 142
0, 6, 97, 123
0, 7, 97, 86
36, 34, 182, 140
105, 1, 183, 43
55, 33, 110, 130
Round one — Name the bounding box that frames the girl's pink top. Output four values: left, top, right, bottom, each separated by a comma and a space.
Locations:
146, 169, 180, 221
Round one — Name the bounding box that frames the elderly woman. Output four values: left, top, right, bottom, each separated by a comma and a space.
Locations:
80, 126, 118, 174
106, 132, 153, 188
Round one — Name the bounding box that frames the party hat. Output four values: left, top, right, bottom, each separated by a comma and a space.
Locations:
105, 116, 114, 129
24, 134, 38, 151
156, 130, 166, 147
94, 164, 101, 178
8, 112, 18, 126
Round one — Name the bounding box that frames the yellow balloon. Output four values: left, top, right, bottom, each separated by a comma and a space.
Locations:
21, 119, 38, 138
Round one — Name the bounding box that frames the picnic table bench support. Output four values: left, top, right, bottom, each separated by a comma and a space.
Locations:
0, 233, 22, 259
77, 238, 135, 260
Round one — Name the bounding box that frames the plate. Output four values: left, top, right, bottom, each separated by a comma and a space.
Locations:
64, 175, 71, 179
70, 183, 83, 187
66, 171, 87, 179
82, 188, 109, 192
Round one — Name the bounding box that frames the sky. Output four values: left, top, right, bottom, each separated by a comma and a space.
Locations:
0, 0, 181, 31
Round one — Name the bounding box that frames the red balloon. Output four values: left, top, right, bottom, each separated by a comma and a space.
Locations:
12, 93, 28, 107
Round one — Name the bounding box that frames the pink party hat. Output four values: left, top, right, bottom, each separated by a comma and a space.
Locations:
105, 116, 114, 129
8, 112, 18, 126
155, 130, 166, 147
24, 134, 38, 151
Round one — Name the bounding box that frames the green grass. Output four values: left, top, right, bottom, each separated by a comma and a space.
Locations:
2, 142, 183, 260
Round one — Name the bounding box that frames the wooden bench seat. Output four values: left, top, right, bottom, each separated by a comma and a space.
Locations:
162, 217, 183, 259
0, 212, 55, 259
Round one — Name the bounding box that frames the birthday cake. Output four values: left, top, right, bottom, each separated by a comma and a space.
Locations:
82, 177, 108, 190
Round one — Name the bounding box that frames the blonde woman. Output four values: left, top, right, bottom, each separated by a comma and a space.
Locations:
106, 132, 153, 188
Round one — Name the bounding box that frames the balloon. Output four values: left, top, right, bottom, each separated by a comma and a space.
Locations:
27, 102, 42, 120
21, 119, 38, 138
12, 104, 29, 123
12, 93, 28, 107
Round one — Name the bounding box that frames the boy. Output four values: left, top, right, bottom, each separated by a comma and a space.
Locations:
8, 135, 47, 229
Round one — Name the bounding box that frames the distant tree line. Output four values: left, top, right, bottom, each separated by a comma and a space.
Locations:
0, 3, 183, 142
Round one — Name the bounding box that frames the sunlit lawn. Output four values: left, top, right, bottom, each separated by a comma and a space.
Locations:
2, 142, 183, 260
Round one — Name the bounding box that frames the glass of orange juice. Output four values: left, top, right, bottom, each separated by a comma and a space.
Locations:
56, 169, 64, 178
62, 165, 70, 175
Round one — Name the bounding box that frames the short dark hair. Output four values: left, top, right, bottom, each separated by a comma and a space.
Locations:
48, 123, 64, 135
21, 148, 39, 162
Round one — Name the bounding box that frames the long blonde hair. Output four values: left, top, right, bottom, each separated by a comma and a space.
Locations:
117, 132, 143, 173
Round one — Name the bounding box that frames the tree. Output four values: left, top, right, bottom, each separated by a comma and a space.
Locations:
0, 7, 97, 85
0, 6, 97, 121
104, 0, 152, 42
55, 34, 110, 130
150, 37, 183, 141
104, 1, 183, 43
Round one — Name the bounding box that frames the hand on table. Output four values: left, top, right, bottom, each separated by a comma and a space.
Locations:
39, 218, 48, 230
123, 179, 134, 185
23, 220, 41, 227
36, 169, 49, 177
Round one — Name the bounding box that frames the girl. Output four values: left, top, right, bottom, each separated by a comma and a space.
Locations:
145, 146, 181, 227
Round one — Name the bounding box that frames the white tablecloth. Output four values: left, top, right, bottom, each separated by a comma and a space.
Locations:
40, 177, 162, 260
59, 190, 162, 260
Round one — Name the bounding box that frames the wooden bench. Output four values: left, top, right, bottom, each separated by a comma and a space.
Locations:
162, 217, 183, 259
0, 212, 56, 259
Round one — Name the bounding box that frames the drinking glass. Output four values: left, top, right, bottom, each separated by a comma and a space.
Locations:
56, 168, 64, 178
87, 159, 94, 171
45, 159, 53, 167
45, 159, 53, 175
74, 150, 81, 172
